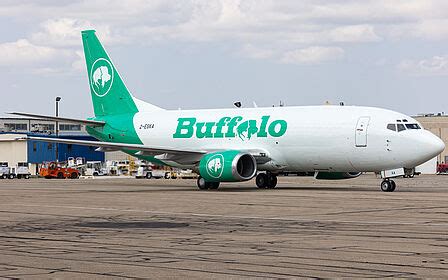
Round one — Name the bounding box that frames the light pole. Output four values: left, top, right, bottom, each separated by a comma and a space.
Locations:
55, 96, 61, 162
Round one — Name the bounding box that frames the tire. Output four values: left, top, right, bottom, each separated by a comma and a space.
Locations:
17, 175, 22, 179
267, 175, 278, 189
164, 172, 171, 179
24, 174, 30, 179
57, 172, 64, 179
209, 182, 220, 190
93, 172, 98, 176
146, 172, 152, 179
197, 176, 208, 190
1, 174, 6, 179
381, 180, 391, 192
8, 174, 15, 179
70, 172, 79, 179
389, 180, 396, 192
256, 173, 268, 189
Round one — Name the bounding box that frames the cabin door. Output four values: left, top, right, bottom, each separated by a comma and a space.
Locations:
355, 117, 370, 147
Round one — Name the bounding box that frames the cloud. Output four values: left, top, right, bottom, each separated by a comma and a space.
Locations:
398, 55, 448, 76
239, 44, 274, 59
0, 39, 66, 66
280, 46, 345, 65
31, 18, 112, 47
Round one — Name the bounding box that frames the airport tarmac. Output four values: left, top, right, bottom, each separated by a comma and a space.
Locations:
0, 174, 447, 279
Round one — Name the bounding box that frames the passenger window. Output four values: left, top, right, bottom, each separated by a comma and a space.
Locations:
387, 124, 396, 131
397, 124, 406, 132
405, 124, 420, 130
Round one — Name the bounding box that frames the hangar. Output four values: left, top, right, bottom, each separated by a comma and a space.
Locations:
415, 114, 448, 164
0, 117, 104, 175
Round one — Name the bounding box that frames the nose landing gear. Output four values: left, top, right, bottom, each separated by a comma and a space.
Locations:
380, 179, 396, 192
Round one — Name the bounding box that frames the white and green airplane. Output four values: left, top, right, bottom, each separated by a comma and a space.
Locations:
12, 30, 445, 192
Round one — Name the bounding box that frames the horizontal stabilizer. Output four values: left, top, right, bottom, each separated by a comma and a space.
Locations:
8, 112, 105, 126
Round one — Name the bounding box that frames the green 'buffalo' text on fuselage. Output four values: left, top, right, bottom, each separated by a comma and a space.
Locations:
173, 116, 287, 140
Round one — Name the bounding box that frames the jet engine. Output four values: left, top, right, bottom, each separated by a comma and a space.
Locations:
198, 150, 257, 182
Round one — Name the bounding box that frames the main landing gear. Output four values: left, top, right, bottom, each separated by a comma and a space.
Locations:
255, 172, 278, 189
380, 179, 396, 192
197, 176, 220, 190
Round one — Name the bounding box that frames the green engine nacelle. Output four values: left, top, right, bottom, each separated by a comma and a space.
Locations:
314, 171, 362, 180
198, 150, 257, 182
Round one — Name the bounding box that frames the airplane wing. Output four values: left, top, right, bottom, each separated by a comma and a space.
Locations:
19, 136, 204, 156
17, 136, 271, 165
8, 112, 105, 126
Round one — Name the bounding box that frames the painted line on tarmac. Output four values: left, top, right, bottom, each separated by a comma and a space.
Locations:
3, 203, 447, 227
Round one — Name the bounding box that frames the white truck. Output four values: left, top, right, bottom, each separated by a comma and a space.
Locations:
136, 163, 171, 179
0, 162, 14, 179
85, 161, 107, 176
15, 162, 31, 179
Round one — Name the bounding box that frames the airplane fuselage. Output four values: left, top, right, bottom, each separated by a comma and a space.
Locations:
88, 105, 443, 173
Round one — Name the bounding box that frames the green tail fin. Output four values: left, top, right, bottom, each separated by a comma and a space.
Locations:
82, 30, 138, 117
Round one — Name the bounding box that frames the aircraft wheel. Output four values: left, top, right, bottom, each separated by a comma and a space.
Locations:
381, 180, 396, 192
197, 176, 208, 190
381, 180, 390, 192
256, 173, 268, 189
267, 174, 278, 189
389, 180, 396, 192
209, 182, 220, 190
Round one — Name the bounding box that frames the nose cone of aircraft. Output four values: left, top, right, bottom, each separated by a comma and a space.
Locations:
420, 131, 445, 160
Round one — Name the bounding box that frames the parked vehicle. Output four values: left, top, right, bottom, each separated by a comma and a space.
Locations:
0, 162, 14, 179
176, 169, 198, 179
437, 163, 448, 174
39, 161, 80, 179
15, 162, 31, 179
135, 162, 172, 179
85, 161, 107, 176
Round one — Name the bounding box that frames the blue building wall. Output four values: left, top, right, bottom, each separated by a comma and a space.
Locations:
26, 134, 105, 163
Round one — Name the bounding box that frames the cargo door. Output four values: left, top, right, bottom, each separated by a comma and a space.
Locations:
355, 117, 370, 147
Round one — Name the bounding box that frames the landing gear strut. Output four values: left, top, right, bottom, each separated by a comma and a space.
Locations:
197, 176, 220, 190
380, 179, 396, 192
256, 173, 278, 189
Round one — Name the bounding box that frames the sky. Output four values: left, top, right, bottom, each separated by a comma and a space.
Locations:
1, 0, 448, 118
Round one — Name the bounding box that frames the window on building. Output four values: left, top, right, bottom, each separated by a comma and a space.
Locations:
67, 144, 72, 152
48, 143, 53, 150
33, 143, 37, 152
4, 123, 27, 131
59, 124, 81, 131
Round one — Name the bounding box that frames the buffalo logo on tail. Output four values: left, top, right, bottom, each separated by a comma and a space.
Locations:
90, 58, 114, 97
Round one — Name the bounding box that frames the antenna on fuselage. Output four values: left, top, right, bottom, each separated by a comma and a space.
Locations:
234, 102, 242, 108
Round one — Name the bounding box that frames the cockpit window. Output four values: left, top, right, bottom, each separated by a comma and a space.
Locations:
397, 124, 406, 132
387, 124, 396, 131
405, 123, 421, 130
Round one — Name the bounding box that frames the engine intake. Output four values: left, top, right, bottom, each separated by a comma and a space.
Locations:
198, 150, 257, 182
